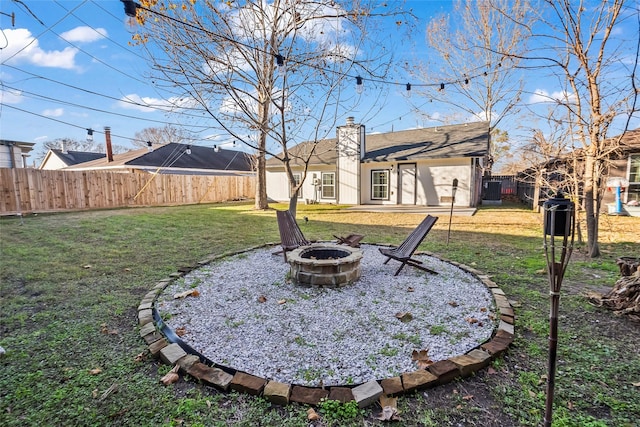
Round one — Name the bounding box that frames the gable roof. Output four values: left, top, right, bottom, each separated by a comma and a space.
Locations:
266, 121, 490, 167
66, 143, 254, 174
46, 149, 106, 167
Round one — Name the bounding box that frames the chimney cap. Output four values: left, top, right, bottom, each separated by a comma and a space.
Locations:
346, 116, 355, 125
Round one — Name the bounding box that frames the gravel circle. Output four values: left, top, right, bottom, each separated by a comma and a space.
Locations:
157, 244, 496, 387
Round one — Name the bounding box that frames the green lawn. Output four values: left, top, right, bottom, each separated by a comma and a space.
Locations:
1, 202, 638, 427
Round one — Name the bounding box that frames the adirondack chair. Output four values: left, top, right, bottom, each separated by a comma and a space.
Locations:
276, 209, 311, 262
379, 215, 439, 276
333, 233, 364, 248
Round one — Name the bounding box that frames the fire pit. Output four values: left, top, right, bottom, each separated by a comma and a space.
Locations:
287, 244, 363, 287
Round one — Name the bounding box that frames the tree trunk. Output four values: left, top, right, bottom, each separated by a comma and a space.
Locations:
254, 142, 269, 210
583, 152, 600, 257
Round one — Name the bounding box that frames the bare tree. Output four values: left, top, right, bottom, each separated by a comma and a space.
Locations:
417, 0, 533, 169
132, 125, 193, 147
130, 0, 408, 212
504, 0, 639, 257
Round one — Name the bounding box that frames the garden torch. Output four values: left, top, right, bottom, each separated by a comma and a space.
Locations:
542, 191, 575, 427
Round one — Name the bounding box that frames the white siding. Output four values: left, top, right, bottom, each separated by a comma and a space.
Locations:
336, 123, 362, 204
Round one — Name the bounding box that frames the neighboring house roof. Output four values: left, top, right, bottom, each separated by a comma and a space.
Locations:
66, 143, 254, 174
617, 128, 640, 153
40, 149, 106, 169
266, 121, 490, 167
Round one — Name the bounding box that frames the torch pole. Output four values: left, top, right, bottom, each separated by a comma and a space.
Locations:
542, 194, 575, 427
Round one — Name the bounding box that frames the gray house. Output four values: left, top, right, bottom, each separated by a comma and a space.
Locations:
266, 119, 490, 207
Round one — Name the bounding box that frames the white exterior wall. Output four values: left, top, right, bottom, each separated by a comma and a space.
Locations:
416, 159, 472, 206
360, 158, 473, 206
266, 166, 337, 204
336, 122, 362, 204
0, 144, 23, 168
40, 154, 68, 170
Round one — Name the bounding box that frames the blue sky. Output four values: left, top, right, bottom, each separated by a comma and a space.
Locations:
1, 1, 637, 165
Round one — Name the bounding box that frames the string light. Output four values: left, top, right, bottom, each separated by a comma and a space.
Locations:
356, 76, 364, 94
406, 83, 411, 97
121, 0, 139, 32
276, 54, 286, 77
120, 1, 510, 94
86, 128, 93, 142
185, 145, 191, 155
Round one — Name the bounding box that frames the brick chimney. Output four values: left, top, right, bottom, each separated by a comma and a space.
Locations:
104, 126, 113, 162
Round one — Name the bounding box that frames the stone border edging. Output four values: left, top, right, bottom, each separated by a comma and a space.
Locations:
137, 243, 515, 408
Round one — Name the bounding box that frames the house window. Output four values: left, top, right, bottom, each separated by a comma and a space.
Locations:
371, 170, 389, 200
628, 155, 640, 202
321, 172, 335, 199
290, 173, 302, 198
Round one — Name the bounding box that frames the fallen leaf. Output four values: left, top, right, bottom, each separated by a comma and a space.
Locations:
480, 307, 487, 312
175, 327, 186, 337
462, 394, 473, 401
277, 299, 287, 304
448, 301, 459, 307
407, 287, 414, 292
173, 289, 199, 299
83, 264, 92, 269
92, 389, 98, 398
567, 401, 574, 410
487, 366, 497, 375
465, 317, 479, 324
124, 268, 131, 272
376, 405, 401, 421
456, 404, 463, 409
99, 383, 118, 401
379, 395, 397, 409
529, 390, 536, 398
160, 365, 180, 385
539, 374, 548, 385
89, 367, 102, 375
395, 311, 413, 322
412, 349, 433, 368
632, 381, 640, 387
257, 295, 267, 303
134, 352, 146, 362
307, 408, 320, 421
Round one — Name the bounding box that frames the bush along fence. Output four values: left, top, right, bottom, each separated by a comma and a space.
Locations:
0, 168, 256, 215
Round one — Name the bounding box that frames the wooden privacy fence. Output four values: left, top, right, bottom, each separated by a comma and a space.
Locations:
0, 168, 256, 215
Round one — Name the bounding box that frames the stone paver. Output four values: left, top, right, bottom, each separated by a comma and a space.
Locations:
230, 372, 267, 396
263, 381, 291, 405
401, 370, 438, 393
352, 380, 383, 408
159, 343, 187, 365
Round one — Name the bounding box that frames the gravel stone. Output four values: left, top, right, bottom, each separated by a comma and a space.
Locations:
157, 244, 495, 387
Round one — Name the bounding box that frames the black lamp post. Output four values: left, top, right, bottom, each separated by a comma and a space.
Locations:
542, 191, 575, 427
446, 178, 458, 244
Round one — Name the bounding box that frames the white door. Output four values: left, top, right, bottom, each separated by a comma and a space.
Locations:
399, 164, 416, 205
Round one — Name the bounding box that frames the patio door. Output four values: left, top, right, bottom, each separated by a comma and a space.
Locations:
398, 164, 416, 205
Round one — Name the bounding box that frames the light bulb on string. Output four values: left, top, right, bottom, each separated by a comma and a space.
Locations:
275, 54, 286, 77
355, 76, 364, 94
86, 128, 94, 142
121, 0, 139, 32
185, 145, 191, 155
406, 83, 411, 98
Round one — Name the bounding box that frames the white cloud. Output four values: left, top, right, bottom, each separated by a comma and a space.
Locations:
117, 94, 196, 112
3, 29, 78, 69
529, 89, 576, 104
0, 87, 23, 104
59, 26, 107, 43
42, 108, 64, 117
